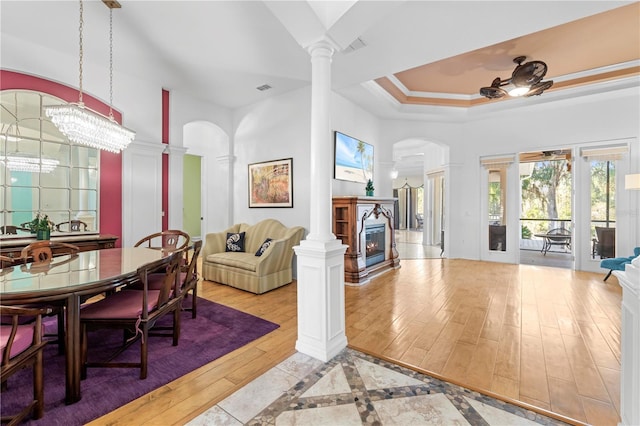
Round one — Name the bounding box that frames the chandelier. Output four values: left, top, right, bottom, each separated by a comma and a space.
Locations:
479, 56, 554, 100
44, 0, 135, 153
2, 155, 59, 173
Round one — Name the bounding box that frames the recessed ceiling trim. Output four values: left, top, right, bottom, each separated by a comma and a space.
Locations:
376, 63, 640, 108
386, 74, 473, 101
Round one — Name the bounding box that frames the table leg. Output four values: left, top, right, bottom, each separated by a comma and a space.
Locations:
65, 294, 82, 404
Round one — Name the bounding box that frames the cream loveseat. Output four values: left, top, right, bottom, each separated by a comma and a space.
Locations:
202, 219, 305, 294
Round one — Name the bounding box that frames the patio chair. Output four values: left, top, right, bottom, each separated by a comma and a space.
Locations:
1, 305, 52, 425
541, 228, 571, 255
593, 226, 615, 259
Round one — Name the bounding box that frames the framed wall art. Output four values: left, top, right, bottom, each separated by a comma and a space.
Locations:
248, 158, 293, 208
334, 131, 374, 184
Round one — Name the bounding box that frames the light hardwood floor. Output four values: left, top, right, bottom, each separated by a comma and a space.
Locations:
90, 259, 621, 426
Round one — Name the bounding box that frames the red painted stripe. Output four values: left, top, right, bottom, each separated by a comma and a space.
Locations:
162, 89, 169, 144
162, 89, 169, 230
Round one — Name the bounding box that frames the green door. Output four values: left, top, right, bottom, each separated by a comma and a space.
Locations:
183, 154, 202, 238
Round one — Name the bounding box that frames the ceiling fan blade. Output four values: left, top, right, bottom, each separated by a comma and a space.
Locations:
479, 86, 507, 99
524, 80, 553, 97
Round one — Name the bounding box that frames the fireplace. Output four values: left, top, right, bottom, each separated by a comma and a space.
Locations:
332, 196, 399, 284
365, 223, 385, 267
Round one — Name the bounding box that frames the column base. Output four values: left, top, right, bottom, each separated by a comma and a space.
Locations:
294, 239, 348, 362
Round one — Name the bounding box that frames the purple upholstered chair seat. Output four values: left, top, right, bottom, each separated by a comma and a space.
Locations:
0, 323, 34, 358
1, 305, 49, 424
80, 252, 183, 380
80, 290, 162, 320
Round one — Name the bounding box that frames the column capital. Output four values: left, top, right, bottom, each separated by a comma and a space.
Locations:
163, 144, 188, 156
216, 154, 235, 165
306, 39, 336, 59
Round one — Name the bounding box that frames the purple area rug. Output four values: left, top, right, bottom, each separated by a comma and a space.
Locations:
1, 298, 279, 425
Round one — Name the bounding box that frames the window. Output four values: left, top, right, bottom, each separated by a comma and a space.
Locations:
1, 90, 99, 236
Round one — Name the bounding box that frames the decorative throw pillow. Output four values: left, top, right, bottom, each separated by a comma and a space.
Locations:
255, 238, 273, 257
225, 232, 246, 252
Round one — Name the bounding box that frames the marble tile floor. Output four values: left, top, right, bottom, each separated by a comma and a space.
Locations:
188, 348, 570, 426
395, 230, 442, 260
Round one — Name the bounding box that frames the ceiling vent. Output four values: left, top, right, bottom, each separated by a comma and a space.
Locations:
343, 37, 366, 54
256, 84, 272, 91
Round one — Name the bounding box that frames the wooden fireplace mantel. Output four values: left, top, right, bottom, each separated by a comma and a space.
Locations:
332, 196, 400, 284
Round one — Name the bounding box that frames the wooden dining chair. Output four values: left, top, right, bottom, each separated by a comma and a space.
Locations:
136, 240, 202, 318
80, 250, 183, 380
1, 305, 52, 425
134, 230, 190, 251
20, 241, 80, 265
55, 220, 88, 232
19, 241, 80, 354
0, 254, 13, 268
0, 225, 28, 235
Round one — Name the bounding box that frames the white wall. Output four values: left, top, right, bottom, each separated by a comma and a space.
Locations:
331, 94, 384, 197
232, 87, 312, 231
230, 87, 384, 234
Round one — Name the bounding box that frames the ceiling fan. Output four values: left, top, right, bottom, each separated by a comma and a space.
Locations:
479, 56, 554, 100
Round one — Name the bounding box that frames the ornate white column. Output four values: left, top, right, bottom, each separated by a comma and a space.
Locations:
614, 257, 640, 426
294, 40, 348, 362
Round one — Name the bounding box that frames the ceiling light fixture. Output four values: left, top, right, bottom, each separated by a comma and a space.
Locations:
479, 56, 553, 100
2, 155, 60, 174
44, 0, 135, 153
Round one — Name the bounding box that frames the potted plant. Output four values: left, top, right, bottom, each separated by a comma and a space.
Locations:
365, 179, 374, 196
28, 213, 53, 240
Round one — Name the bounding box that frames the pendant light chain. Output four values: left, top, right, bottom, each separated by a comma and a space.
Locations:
44, 0, 136, 153
78, 0, 84, 105
109, 7, 114, 120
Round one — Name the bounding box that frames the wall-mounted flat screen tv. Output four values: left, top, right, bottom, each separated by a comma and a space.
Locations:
334, 131, 374, 184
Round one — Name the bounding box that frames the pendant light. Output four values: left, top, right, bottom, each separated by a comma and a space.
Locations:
44, 0, 135, 153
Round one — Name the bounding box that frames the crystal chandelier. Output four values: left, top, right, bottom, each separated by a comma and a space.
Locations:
2, 155, 59, 173
44, 0, 135, 153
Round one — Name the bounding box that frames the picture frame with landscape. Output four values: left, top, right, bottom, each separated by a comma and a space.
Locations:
334, 131, 374, 184
248, 158, 293, 208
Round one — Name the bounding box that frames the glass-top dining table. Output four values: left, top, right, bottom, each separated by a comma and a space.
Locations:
0, 247, 169, 404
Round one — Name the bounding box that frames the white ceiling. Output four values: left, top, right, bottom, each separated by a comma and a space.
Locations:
1, 1, 638, 176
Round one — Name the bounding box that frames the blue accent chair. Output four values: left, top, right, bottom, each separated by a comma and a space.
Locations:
600, 247, 640, 281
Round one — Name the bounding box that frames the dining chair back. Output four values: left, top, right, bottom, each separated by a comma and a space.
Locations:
134, 230, 190, 251
131, 240, 202, 318
0, 255, 13, 268
18, 241, 79, 354
20, 241, 80, 265
0, 225, 28, 235
55, 220, 88, 232
1, 305, 51, 425
80, 250, 183, 379
181, 240, 202, 318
